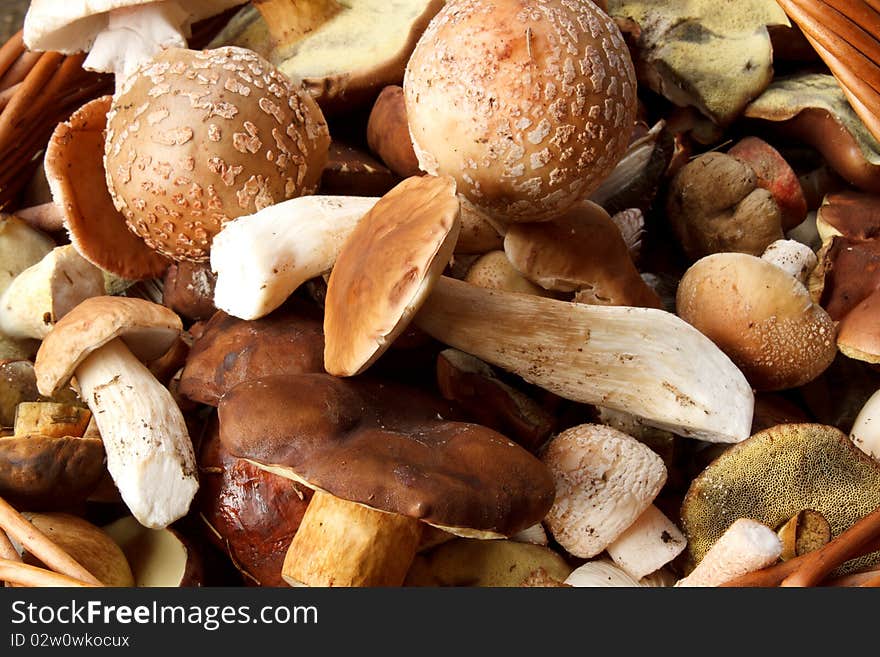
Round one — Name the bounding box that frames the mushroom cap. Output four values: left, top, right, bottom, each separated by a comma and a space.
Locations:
503, 200, 662, 308
0, 433, 105, 509
323, 175, 460, 377
404, 0, 637, 222
179, 302, 325, 406
34, 296, 182, 397
104, 46, 330, 262
836, 288, 880, 364
24, 0, 247, 54
45, 95, 170, 281
218, 373, 556, 537
681, 423, 880, 574
816, 191, 880, 244
161, 260, 217, 322
676, 252, 837, 391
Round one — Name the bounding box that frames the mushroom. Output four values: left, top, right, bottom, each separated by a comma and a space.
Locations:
676, 240, 836, 391
503, 200, 662, 308
13, 402, 91, 439
212, 0, 444, 113
676, 518, 782, 588
218, 373, 556, 587
0, 245, 105, 340
463, 251, 551, 297
45, 95, 170, 282
179, 301, 325, 406
0, 361, 42, 428
776, 510, 832, 561
404, 0, 637, 222
24, 0, 248, 82
33, 296, 196, 529
161, 260, 216, 322
455, 198, 505, 255
541, 423, 667, 558
366, 85, 421, 178
210, 195, 378, 320
605, 504, 687, 580
318, 141, 400, 198
564, 559, 643, 588
104, 46, 330, 262
850, 388, 880, 462
323, 175, 753, 442
681, 424, 880, 575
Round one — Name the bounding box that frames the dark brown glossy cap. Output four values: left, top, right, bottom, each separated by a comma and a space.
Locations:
218, 373, 555, 537
179, 302, 325, 406
815, 237, 880, 320
816, 191, 880, 242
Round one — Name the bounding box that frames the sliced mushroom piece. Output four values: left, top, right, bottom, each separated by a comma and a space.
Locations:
606, 504, 687, 580
219, 373, 555, 587
211, 195, 378, 320
34, 297, 196, 529
14, 403, 90, 439
0, 246, 104, 340
676, 518, 782, 587
777, 510, 832, 561
503, 201, 662, 308
542, 424, 667, 558
103, 516, 202, 587
681, 424, 880, 574
564, 559, 642, 588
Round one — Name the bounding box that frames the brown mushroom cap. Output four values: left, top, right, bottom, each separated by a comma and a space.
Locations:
45, 95, 171, 281
404, 0, 637, 222
681, 423, 880, 574
323, 175, 460, 377
179, 301, 325, 406
503, 200, 662, 308
318, 141, 400, 197
218, 373, 556, 537
34, 296, 182, 397
104, 46, 330, 262
0, 433, 105, 509
161, 260, 217, 322
836, 288, 880, 364
676, 252, 836, 391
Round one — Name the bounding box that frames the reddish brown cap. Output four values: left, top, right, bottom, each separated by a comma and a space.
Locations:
45, 95, 170, 280
179, 301, 325, 406
837, 288, 880, 364
218, 373, 555, 537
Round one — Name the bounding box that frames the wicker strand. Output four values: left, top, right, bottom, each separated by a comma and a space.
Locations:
0, 50, 41, 91
0, 30, 24, 82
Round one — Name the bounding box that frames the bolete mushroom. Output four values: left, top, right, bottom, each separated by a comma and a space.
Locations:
676, 240, 836, 391
605, 504, 687, 580
681, 424, 880, 575
104, 46, 330, 262
323, 175, 753, 442
34, 297, 196, 528
404, 0, 637, 222
218, 373, 556, 587
366, 85, 421, 178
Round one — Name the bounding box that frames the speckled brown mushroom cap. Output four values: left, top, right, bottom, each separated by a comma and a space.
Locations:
104, 46, 330, 262
218, 373, 556, 537
404, 0, 637, 222
35, 296, 182, 397
323, 175, 460, 377
676, 253, 836, 391
179, 301, 325, 406
45, 96, 171, 281
681, 423, 880, 574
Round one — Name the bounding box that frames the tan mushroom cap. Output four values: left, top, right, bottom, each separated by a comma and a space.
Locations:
404, 0, 637, 222
45, 96, 170, 281
323, 175, 460, 377
35, 297, 182, 397
104, 46, 330, 262
836, 288, 880, 364
676, 252, 837, 391
681, 423, 880, 574
504, 200, 662, 308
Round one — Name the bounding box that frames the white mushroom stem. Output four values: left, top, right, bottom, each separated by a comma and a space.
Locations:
564, 559, 642, 587
415, 277, 754, 443
676, 519, 782, 587
761, 239, 818, 284
0, 246, 104, 340
211, 195, 378, 320
85, 3, 191, 84
606, 505, 687, 581
850, 388, 880, 461
75, 339, 198, 529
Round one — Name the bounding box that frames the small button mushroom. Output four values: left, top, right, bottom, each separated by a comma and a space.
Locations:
366, 85, 422, 178
676, 241, 836, 391
104, 46, 330, 262
34, 297, 197, 529
463, 251, 551, 297
218, 373, 555, 587
541, 424, 667, 559
404, 0, 637, 222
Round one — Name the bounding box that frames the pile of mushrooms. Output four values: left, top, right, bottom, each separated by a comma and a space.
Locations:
3, 0, 880, 591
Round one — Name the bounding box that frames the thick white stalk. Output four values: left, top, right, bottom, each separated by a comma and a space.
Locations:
76, 339, 197, 529
211, 195, 378, 320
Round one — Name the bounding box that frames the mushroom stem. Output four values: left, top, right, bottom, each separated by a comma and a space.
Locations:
211, 195, 378, 320
14, 202, 65, 233
851, 388, 880, 461
414, 276, 754, 443
75, 339, 197, 529
253, 0, 343, 49
281, 490, 422, 587
760, 239, 818, 284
